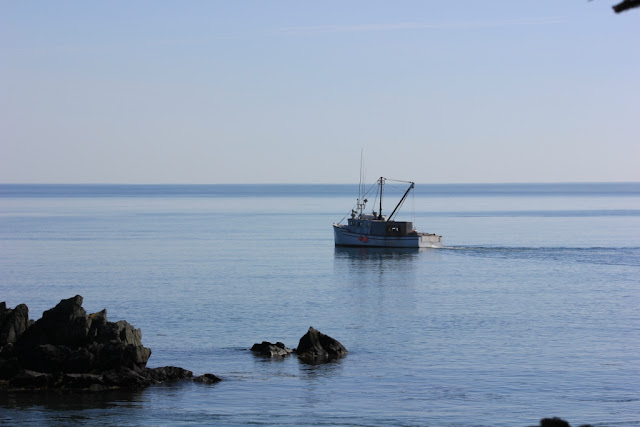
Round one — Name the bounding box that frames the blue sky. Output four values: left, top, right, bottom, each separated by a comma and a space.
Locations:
1, 1, 638, 184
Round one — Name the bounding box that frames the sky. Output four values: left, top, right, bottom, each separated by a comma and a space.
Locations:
1, 1, 638, 184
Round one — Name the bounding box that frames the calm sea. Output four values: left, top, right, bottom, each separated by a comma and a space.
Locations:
1, 183, 639, 426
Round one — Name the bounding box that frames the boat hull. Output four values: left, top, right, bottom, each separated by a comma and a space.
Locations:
333, 224, 442, 248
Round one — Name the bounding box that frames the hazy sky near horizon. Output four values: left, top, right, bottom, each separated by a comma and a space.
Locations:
1, 1, 638, 184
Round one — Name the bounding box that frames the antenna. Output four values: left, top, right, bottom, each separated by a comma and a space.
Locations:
360, 149, 365, 206
356, 149, 367, 216
358, 149, 362, 203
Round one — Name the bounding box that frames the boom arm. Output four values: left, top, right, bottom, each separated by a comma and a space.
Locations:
387, 182, 414, 221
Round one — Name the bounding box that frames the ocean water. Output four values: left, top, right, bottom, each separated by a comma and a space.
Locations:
0, 183, 639, 427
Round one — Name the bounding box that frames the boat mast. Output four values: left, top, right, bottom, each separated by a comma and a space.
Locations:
387, 181, 415, 222
378, 177, 385, 220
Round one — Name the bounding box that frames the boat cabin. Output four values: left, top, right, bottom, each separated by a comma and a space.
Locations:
347, 218, 415, 237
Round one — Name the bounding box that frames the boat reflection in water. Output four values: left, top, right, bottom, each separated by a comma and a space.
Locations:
333, 245, 430, 259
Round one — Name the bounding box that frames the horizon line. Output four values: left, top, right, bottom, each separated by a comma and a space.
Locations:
1, 181, 639, 186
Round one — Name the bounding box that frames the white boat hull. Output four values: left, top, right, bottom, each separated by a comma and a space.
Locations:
333, 224, 442, 248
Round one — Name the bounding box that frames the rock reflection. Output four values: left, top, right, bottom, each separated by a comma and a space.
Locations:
297, 356, 344, 376
0, 388, 145, 411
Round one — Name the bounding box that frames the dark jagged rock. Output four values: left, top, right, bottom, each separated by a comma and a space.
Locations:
295, 327, 348, 361
97, 319, 144, 347
60, 373, 105, 390
101, 367, 154, 389
0, 296, 218, 391
0, 345, 20, 380
93, 340, 151, 371
87, 309, 107, 341
20, 343, 72, 373
193, 373, 222, 384
250, 341, 293, 357
145, 366, 193, 382
65, 346, 95, 373
15, 296, 151, 370
9, 296, 151, 376
17, 295, 88, 347
8, 370, 54, 389
0, 302, 30, 346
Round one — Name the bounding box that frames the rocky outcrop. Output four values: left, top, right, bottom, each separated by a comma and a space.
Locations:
12, 295, 151, 375
0, 296, 219, 390
250, 341, 293, 358
251, 328, 348, 363
295, 327, 348, 362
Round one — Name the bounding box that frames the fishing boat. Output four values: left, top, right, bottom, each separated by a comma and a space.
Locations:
333, 177, 442, 248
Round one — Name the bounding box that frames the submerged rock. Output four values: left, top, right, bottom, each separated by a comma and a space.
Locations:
295, 327, 348, 362
193, 373, 222, 384
146, 366, 193, 382
540, 418, 571, 427
101, 366, 154, 389
250, 341, 293, 358
530, 417, 593, 427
